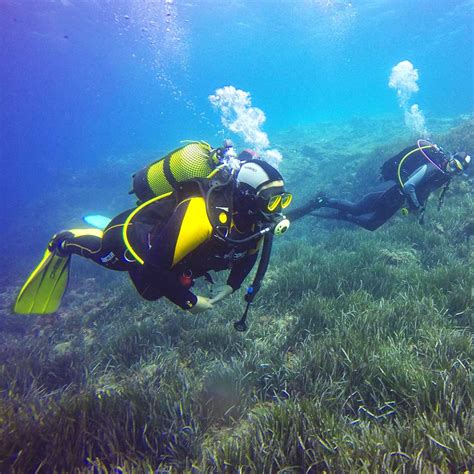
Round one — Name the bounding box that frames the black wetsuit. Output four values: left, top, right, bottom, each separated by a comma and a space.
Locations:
324, 180, 405, 231
288, 145, 450, 231
60, 192, 261, 309
323, 162, 449, 231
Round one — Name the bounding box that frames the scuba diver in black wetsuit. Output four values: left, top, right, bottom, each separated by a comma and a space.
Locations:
288, 140, 471, 230
14, 142, 292, 321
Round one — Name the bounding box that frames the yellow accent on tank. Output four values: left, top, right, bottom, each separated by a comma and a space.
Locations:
170, 142, 213, 182
218, 212, 228, 224
147, 159, 172, 195
146, 142, 214, 197
172, 197, 213, 267
123, 192, 174, 265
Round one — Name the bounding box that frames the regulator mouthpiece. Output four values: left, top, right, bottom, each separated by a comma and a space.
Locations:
273, 217, 290, 236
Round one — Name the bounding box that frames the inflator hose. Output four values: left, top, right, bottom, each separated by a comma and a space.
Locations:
234, 232, 274, 331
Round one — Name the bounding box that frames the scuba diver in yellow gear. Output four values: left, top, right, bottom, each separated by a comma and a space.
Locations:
14, 141, 292, 329
288, 140, 471, 230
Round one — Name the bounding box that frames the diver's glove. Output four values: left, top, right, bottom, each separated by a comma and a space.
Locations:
400, 207, 409, 216
188, 295, 214, 314
209, 284, 233, 304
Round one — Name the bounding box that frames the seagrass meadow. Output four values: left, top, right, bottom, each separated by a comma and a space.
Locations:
1, 117, 473, 472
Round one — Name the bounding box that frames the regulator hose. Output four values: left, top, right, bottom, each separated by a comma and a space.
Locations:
234, 232, 274, 331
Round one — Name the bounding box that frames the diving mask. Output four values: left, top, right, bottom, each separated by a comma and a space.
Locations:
264, 192, 293, 212
257, 187, 293, 213
447, 152, 471, 174
447, 158, 464, 174
258, 189, 292, 235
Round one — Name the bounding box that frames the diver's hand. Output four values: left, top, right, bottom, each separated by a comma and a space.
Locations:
188, 296, 214, 314
406, 197, 421, 212
209, 284, 233, 304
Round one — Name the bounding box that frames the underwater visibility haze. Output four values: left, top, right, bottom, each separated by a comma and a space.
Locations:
0, 0, 473, 472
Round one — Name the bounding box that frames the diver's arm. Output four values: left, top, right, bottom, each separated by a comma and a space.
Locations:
286, 195, 327, 222
146, 197, 213, 310
403, 165, 427, 209
404, 164, 441, 209
142, 264, 198, 310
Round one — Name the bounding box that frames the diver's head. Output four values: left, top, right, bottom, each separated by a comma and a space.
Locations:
446, 151, 471, 174
235, 160, 292, 229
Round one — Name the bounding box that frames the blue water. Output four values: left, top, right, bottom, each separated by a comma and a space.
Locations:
1, 0, 472, 233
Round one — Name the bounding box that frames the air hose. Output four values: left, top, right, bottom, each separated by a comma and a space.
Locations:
234, 232, 274, 332
204, 172, 284, 331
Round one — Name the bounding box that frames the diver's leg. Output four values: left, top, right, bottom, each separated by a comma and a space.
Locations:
52, 228, 130, 271
313, 210, 381, 230
325, 180, 402, 216
324, 193, 402, 231
55, 229, 101, 260
345, 186, 405, 230
15, 209, 142, 314
15, 228, 106, 315
342, 197, 403, 231
324, 199, 359, 213
128, 268, 164, 301
342, 213, 386, 231
51, 208, 145, 271
326, 191, 383, 216
310, 207, 387, 230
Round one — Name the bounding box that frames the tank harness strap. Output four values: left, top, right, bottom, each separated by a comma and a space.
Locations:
202, 171, 235, 240
123, 191, 174, 265
397, 144, 436, 189
163, 156, 179, 190
124, 167, 233, 266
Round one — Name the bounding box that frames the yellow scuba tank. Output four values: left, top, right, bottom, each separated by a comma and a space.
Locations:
131, 141, 220, 202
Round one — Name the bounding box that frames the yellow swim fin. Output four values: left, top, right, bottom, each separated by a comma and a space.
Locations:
14, 248, 71, 314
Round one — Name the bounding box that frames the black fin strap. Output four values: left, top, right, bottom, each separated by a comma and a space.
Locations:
204, 171, 235, 238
